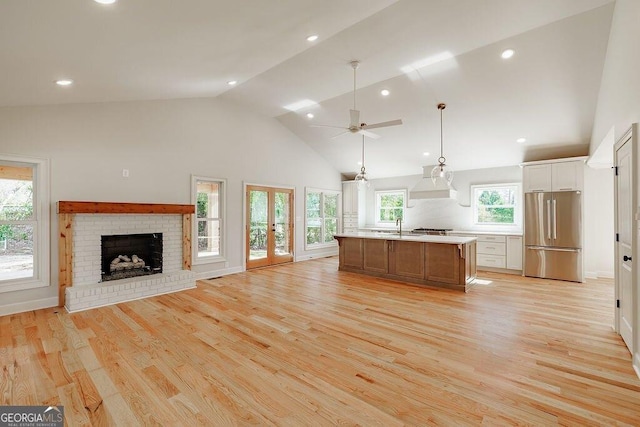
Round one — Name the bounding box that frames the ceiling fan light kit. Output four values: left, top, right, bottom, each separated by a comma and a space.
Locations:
430, 103, 454, 186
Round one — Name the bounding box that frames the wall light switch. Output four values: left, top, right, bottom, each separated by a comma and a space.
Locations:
122, 169, 129, 178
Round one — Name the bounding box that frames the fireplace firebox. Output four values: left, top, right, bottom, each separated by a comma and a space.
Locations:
101, 233, 163, 282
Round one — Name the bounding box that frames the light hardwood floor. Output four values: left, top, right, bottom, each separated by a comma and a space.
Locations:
1, 257, 639, 426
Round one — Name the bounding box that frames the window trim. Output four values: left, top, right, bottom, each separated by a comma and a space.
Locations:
470, 182, 522, 228
0, 154, 49, 293
304, 187, 341, 250
191, 175, 227, 265
374, 189, 406, 226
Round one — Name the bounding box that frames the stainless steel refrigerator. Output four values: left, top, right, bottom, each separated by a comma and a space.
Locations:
524, 191, 583, 282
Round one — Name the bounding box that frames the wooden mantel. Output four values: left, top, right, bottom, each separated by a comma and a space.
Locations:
57, 201, 196, 307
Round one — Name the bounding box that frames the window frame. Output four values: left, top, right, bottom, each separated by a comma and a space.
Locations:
304, 187, 341, 250
191, 175, 227, 265
374, 189, 406, 226
471, 182, 522, 228
0, 154, 49, 293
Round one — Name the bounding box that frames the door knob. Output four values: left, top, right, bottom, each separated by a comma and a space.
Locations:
624, 255, 632, 262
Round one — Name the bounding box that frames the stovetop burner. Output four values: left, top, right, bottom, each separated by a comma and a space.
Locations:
410, 227, 452, 236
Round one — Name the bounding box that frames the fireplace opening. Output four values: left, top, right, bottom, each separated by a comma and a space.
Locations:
101, 233, 163, 282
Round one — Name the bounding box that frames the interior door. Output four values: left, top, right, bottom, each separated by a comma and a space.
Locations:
614, 132, 633, 353
246, 185, 294, 269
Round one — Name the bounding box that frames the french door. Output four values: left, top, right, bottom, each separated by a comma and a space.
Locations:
246, 185, 294, 269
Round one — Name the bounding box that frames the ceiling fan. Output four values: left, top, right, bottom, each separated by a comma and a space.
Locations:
311, 60, 403, 139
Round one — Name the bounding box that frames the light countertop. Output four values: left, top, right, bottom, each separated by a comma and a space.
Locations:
449, 230, 523, 236
334, 232, 477, 245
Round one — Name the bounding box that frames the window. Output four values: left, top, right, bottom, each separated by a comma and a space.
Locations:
192, 176, 226, 263
305, 188, 340, 248
0, 155, 49, 293
471, 183, 521, 226
375, 190, 405, 225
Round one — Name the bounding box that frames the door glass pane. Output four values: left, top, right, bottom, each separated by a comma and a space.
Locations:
249, 190, 268, 261
274, 191, 291, 256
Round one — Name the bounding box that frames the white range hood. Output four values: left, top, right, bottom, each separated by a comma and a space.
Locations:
409, 166, 457, 200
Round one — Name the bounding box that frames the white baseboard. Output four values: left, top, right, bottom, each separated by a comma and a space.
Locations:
194, 266, 244, 280
0, 296, 59, 317
585, 270, 614, 279
295, 248, 338, 262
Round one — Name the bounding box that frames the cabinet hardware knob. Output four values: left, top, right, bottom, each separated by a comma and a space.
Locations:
624, 255, 632, 262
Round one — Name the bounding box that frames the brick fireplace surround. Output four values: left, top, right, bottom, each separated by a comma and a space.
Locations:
57, 201, 196, 312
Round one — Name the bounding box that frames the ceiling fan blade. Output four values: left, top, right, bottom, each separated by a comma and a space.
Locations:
361, 119, 403, 130
330, 131, 350, 139
310, 124, 349, 130
350, 109, 360, 128
358, 129, 381, 139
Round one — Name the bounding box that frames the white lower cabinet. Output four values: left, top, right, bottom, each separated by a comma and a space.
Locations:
450, 232, 522, 274
506, 236, 523, 270
477, 235, 507, 269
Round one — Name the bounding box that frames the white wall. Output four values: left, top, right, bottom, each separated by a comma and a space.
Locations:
583, 166, 614, 278
0, 97, 341, 313
589, 0, 640, 378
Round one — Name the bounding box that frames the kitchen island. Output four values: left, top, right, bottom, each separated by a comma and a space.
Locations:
334, 232, 477, 292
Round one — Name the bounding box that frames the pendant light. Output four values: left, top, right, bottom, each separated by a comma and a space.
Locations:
430, 103, 453, 186
354, 135, 369, 187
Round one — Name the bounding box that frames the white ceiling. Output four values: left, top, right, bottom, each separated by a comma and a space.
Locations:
0, 0, 615, 178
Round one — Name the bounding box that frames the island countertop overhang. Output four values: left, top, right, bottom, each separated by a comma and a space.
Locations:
333, 232, 477, 245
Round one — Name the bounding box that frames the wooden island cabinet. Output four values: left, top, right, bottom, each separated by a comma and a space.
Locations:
334, 233, 477, 292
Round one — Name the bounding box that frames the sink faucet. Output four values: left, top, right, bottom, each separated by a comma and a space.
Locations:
396, 218, 402, 236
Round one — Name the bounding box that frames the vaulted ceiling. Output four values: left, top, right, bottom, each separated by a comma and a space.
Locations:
0, 0, 615, 178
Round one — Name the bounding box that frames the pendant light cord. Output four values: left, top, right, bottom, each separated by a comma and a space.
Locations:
437, 103, 446, 165
361, 135, 366, 172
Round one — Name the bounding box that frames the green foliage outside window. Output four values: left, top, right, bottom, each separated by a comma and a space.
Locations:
0, 179, 33, 243
377, 192, 404, 222
475, 187, 516, 224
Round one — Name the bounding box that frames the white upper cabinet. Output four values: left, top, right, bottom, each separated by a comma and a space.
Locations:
551, 161, 583, 192
343, 181, 357, 214
523, 164, 552, 192
523, 159, 584, 193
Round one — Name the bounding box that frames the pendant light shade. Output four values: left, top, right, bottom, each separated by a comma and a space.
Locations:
430, 103, 453, 186
354, 135, 369, 187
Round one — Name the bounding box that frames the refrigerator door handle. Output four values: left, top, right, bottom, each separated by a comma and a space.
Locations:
553, 198, 557, 239
527, 246, 581, 253
546, 200, 552, 239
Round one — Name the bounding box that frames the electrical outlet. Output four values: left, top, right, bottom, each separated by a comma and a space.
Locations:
122, 169, 129, 178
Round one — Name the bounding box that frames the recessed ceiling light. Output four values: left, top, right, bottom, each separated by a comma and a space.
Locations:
55, 79, 73, 86
380, 89, 390, 96
227, 80, 237, 86
501, 49, 515, 59
306, 35, 318, 42
423, 152, 430, 156
306, 113, 314, 119
516, 137, 527, 143
94, 0, 117, 4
